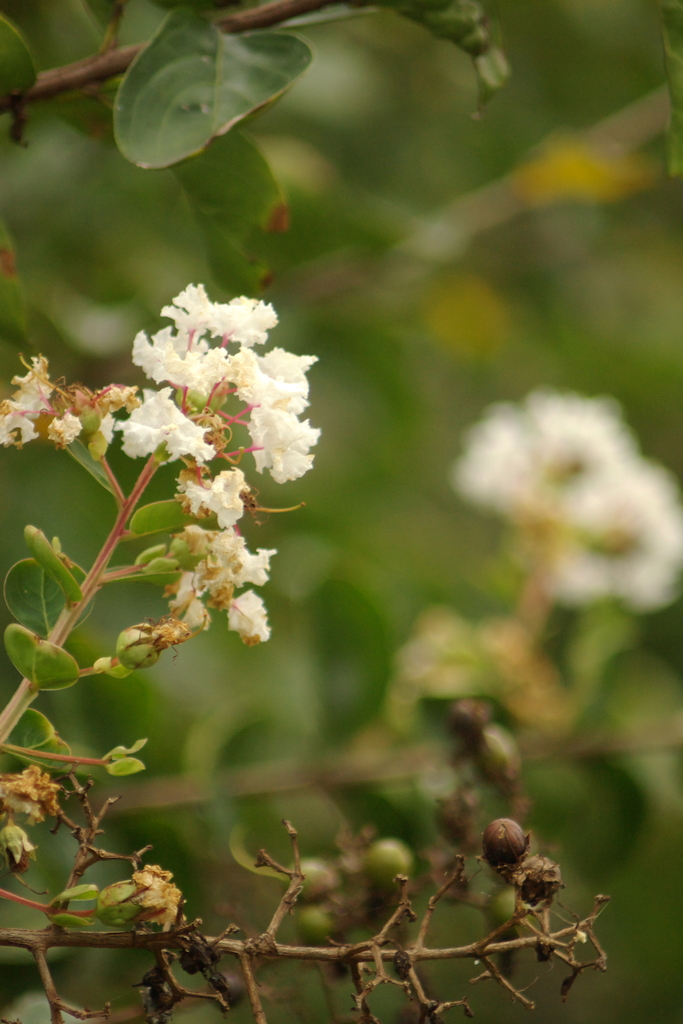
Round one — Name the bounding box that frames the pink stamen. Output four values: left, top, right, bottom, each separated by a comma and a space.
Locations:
220, 331, 234, 349
187, 328, 196, 353
221, 445, 264, 459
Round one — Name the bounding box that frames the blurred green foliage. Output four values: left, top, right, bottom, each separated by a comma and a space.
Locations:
0, 0, 683, 1021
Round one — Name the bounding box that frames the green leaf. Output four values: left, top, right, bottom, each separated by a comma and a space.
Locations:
105, 756, 146, 776
0, 15, 36, 96
173, 131, 286, 293
48, 912, 95, 928
105, 738, 148, 760
64, 439, 115, 494
660, 0, 683, 174
4, 624, 80, 690
129, 499, 193, 536
23, 527, 83, 604
0, 219, 27, 346
10, 709, 62, 751
50, 884, 99, 905
114, 8, 312, 168
4, 559, 65, 638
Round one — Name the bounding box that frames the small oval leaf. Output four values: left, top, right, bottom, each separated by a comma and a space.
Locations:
129, 499, 193, 537
48, 912, 95, 928
105, 756, 146, 776
4, 624, 80, 690
4, 559, 65, 637
50, 884, 99, 905
10, 708, 57, 750
24, 527, 83, 604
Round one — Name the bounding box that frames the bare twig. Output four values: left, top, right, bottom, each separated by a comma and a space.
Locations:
240, 953, 268, 1024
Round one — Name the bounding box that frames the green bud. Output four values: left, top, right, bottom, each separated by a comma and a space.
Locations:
297, 905, 334, 944
477, 725, 520, 784
184, 389, 208, 413
87, 431, 108, 462
79, 408, 101, 438
116, 625, 160, 670
363, 839, 414, 888
300, 858, 340, 902
0, 823, 36, 874
93, 656, 133, 678
143, 557, 179, 574
96, 880, 142, 927
169, 537, 202, 571
134, 544, 167, 567
488, 886, 517, 928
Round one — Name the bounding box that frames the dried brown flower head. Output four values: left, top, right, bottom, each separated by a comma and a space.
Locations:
0, 765, 60, 824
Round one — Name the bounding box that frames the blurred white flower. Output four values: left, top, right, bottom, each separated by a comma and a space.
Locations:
208, 296, 278, 347
116, 388, 214, 463
453, 389, 683, 610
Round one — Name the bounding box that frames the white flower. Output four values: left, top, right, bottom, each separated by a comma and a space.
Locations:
168, 571, 209, 630
177, 467, 247, 529
160, 283, 214, 336
454, 390, 637, 515
552, 460, 683, 610
116, 388, 215, 463
228, 589, 271, 644
453, 389, 683, 611
0, 403, 39, 447
133, 327, 231, 394
10, 356, 54, 414
249, 406, 321, 483
208, 296, 278, 347
205, 529, 276, 589
47, 412, 82, 448
100, 413, 116, 444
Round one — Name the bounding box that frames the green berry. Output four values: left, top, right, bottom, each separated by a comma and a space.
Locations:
363, 839, 414, 888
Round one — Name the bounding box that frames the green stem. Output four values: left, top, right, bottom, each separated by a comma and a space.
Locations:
0, 455, 159, 747
0, 744, 107, 767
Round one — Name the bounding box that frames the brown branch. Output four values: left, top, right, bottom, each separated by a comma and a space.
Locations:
0, 0, 344, 114
239, 953, 268, 1024
33, 947, 110, 1024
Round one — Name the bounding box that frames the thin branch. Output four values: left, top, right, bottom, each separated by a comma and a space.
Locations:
239, 953, 268, 1024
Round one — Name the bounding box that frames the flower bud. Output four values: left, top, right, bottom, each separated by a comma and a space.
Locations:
87, 431, 108, 462
487, 886, 516, 928
116, 625, 161, 670
97, 865, 181, 928
134, 544, 167, 567
476, 724, 520, 784
363, 839, 414, 888
78, 408, 101, 438
0, 823, 36, 874
482, 818, 527, 868
93, 656, 132, 678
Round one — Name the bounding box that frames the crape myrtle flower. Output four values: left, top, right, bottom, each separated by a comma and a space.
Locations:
0, 765, 61, 824
0, 286, 320, 645
453, 389, 683, 611
97, 864, 181, 928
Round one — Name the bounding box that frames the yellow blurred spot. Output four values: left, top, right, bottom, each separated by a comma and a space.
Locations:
423, 274, 509, 358
513, 136, 657, 205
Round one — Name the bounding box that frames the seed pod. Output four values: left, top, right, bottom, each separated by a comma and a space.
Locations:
482, 818, 527, 867
363, 838, 414, 888
517, 854, 562, 906
393, 950, 412, 981
297, 905, 334, 944
116, 625, 161, 670
299, 858, 340, 902
448, 699, 491, 749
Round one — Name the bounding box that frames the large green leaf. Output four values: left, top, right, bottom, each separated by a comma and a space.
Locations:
10, 709, 66, 753
173, 131, 286, 293
4, 624, 80, 690
4, 559, 65, 638
660, 0, 683, 174
0, 15, 36, 97
114, 8, 312, 168
0, 219, 27, 346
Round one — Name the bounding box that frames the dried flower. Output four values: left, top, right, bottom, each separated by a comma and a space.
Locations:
97, 864, 182, 928
0, 766, 60, 824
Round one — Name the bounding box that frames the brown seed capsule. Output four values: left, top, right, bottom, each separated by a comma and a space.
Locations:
448, 699, 491, 749
482, 818, 527, 867
517, 854, 562, 906
393, 950, 412, 981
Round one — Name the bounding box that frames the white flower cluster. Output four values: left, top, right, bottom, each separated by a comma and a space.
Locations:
0, 286, 321, 646
453, 389, 683, 610
168, 524, 276, 644
127, 284, 320, 481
